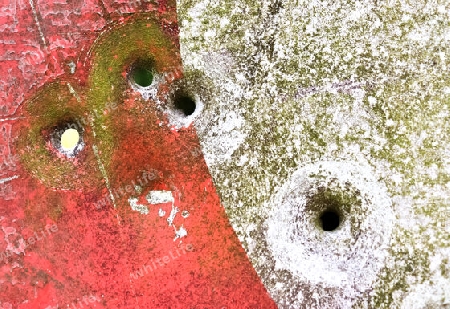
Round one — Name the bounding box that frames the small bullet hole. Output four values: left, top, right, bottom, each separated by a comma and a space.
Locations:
49, 121, 84, 157
174, 95, 196, 116
131, 66, 154, 87
319, 209, 341, 231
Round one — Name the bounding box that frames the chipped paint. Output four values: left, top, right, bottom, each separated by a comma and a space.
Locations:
146, 190, 174, 204
166, 204, 179, 226
0, 6, 277, 307
67, 83, 81, 102
174, 225, 188, 241
158, 208, 166, 217
2, 0, 449, 307
128, 197, 149, 215
0, 175, 19, 184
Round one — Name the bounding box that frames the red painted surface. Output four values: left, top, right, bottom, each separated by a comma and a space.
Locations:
0, 1, 277, 308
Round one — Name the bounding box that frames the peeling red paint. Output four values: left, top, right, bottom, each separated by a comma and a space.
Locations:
0, 1, 276, 308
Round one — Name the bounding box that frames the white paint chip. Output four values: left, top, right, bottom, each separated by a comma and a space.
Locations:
128, 198, 149, 215
174, 225, 188, 241
158, 208, 166, 217
167, 205, 179, 226
0, 175, 19, 184
146, 191, 174, 204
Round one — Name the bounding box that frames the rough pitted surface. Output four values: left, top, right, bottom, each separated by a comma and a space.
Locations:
1, 2, 279, 308
178, 0, 450, 307
0, 0, 448, 307
264, 161, 394, 308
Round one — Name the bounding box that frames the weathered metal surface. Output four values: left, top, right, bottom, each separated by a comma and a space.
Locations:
0, 1, 276, 308
177, 0, 450, 308
1, 0, 450, 308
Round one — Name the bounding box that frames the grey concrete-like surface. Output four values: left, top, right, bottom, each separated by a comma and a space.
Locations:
177, 0, 450, 308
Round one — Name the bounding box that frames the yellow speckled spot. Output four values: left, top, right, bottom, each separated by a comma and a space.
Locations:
61, 128, 79, 151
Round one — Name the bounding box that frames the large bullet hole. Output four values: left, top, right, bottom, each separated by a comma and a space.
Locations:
174, 93, 196, 116
129, 60, 154, 87
319, 209, 341, 231
305, 186, 356, 233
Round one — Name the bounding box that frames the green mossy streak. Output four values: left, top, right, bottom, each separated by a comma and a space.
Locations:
16, 82, 100, 190
87, 15, 180, 173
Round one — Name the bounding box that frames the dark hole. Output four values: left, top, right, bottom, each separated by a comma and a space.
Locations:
319, 209, 340, 231
174, 95, 196, 116
131, 66, 154, 87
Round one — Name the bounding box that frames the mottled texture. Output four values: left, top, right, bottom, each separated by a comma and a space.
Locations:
177, 0, 450, 307
0, 2, 277, 308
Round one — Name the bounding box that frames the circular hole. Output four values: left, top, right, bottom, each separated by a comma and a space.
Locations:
319, 209, 341, 231
60, 128, 80, 151
131, 66, 154, 87
49, 122, 84, 157
174, 95, 196, 116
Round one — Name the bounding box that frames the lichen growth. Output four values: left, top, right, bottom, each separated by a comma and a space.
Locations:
87, 14, 181, 174
16, 82, 102, 190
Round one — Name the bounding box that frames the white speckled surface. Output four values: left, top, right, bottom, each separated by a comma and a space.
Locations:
177, 0, 450, 307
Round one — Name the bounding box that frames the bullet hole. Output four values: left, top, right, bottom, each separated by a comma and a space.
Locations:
60, 128, 80, 151
50, 121, 84, 157
305, 186, 354, 233
129, 60, 154, 88
174, 93, 196, 116
131, 67, 153, 87
319, 209, 341, 231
